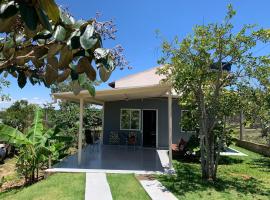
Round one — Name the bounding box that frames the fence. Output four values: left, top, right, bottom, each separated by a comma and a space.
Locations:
235, 139, 270, 157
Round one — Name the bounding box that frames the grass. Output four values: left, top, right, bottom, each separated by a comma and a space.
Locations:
0, 173, 85, 200
158, 146, 270, 200
107, 174, 150, 200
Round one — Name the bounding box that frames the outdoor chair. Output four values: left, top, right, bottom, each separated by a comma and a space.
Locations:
127, 132, 137, 151
85, 130, 99, 152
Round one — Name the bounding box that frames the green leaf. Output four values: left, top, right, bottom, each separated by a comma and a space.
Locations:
0, 124, 29, 146
38, 0, 60, 23
53, 25, 66, 41
78, 73, 87, 85
59, 9, 75, 25
0, 1, 18, 19
84, 82, 96, 96
80, 25, 98, 50
36, 7, 52, 31
18, 71, 27, 88
73, 19, 87, 29
18, 3, 38, 31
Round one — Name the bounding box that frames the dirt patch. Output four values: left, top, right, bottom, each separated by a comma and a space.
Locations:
136, 174, 155, 181
0, 157, 17, 178
230, 173, 253, 180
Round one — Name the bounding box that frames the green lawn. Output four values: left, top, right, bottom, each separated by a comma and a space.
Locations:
0, 173, 85, 200
107, 174, 150, 200
158, 146, 270, 200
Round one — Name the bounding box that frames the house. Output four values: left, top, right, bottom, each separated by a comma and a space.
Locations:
53, 66, 191, 170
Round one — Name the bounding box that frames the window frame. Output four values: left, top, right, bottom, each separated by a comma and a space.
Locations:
120, 108, 141, 131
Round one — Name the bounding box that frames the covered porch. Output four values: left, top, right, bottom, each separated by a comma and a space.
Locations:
47, 145, 169, 174
52, 84, 175, 172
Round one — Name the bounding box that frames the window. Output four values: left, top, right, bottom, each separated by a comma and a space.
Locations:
181, 110, 196, 132
120, 109, 141, 130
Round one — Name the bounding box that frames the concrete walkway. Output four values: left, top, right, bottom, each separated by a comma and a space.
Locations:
85, 173, 113, 200
139, 179, 178, 200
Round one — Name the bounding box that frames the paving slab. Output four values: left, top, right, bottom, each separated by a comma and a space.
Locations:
85, 173, 112, 200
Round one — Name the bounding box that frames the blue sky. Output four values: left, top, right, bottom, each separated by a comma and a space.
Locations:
1, 0, 270, 109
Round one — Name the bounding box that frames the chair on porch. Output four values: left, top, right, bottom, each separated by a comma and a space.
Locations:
85, 130, 99, 152
127, 132, 137, 151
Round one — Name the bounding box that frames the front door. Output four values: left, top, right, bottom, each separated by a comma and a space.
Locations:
143, 110, 157, 147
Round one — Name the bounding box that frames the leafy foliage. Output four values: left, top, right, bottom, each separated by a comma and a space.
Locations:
0, 108, 72, 184
0, 0, 127, 95
158, 4, 270, 180
0, 100, 35, 132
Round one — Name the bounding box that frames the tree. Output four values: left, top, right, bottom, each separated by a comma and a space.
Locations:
0, 0, 126, 95
0, 76, 10, 101
1, 100, 35, 132
0, 108, 72, 184
49, 78, 102, 145
158, 5, 270, 181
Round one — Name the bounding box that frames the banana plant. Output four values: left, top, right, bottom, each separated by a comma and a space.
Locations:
0, 107, 73, 184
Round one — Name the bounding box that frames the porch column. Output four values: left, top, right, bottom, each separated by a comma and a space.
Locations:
168, 89, 173, 169
78, 98, 84, 166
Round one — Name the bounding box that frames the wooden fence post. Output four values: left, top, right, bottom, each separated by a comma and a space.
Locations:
240, 109, 244, 141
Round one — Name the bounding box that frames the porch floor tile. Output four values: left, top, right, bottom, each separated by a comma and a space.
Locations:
50, 145, 164, 174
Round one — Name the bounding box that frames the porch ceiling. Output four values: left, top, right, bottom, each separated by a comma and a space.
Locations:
52, 84, 176, 105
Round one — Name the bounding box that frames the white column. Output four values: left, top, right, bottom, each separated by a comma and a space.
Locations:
101, 102, 105, 144
78, 98, 84, 166
168, 89, 173, 169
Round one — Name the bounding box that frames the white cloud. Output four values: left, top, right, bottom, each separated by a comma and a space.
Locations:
0, 96, 55, 110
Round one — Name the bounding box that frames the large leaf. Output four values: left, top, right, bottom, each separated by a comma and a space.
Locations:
45, 56, 58, 85
0, 124, 30, 146
38, 0, 60, 23
53, 25, 66, 41
59, 9, 75, 25
84, 82, 96, 96
59, 46, 73, 69
48, 43, 63, 57
17, 71, 27, 88
36, 7, 52, 31
80, 25, 98, 50
99, 65, 112, 82
19, 3, 38, 31
0, 1, 18, 19
77, 57, 96, 81
78, 73, 87, 85
27, 108, 44, 144
0, 15, 17, 32
57, 68, 71, 83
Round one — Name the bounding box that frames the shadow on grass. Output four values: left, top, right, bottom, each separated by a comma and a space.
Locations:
158, 162, 270, 198
218, 156, 244, 165
173, 155, 244, 165
249, 156, 270, 172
